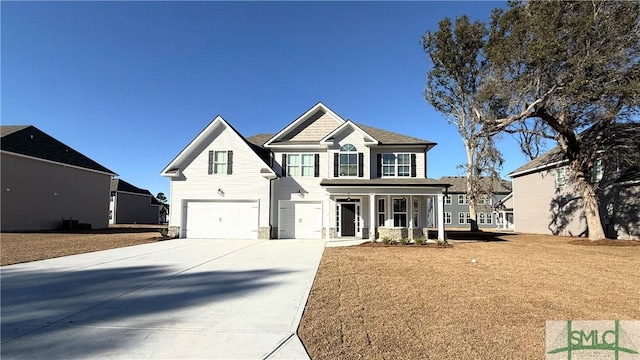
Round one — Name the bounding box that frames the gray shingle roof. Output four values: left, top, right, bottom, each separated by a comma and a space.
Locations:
355, 123, 436, 145
1, 125, 116, 175
438, 176, 512, 194
110, 178, 152, 196
508, 122, 640, 178
246, 133, 274, 147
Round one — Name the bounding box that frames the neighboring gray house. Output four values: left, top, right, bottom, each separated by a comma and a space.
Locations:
1, 125, 116, 231
508, 124, 639, 239
161, 102, 451, 240
434, 176, 512, 229
109, 179, 163, 225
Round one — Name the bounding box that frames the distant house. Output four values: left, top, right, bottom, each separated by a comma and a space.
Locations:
1, 125, 116, 231
508, 124, 639, 239
109, 179, 163, 224
435, 176, 512, 229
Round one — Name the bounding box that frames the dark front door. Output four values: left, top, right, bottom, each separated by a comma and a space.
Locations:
341, 204, 356, 236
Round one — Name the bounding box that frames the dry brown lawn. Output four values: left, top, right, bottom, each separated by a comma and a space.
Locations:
1, 226, 164, 266
299, 234, 640, 359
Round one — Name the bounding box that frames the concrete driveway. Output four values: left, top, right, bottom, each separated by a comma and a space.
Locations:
1, 239, 326, 359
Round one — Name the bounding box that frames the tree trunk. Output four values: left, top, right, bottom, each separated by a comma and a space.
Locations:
465, 146, 480, 232
576, 176, 607, 240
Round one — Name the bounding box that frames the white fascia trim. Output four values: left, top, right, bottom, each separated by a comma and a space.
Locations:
1, 150, 117, 176
319, 120, 379, 145
160, 115, 277, 178
266, 144, 325, 148
493, 192, 513, 206
264, 102, 346, 147
161, 116, 225, 176
508, 160, 568, 178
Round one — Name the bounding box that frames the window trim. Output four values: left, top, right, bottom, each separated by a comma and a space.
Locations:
444, 195, 452, 205
213, 150, 228, 174
556, 167, 567, 188
458, 212, 470, 224
381, 153, 411, 178
444, 212, 452, 225
285, 153, 316, 177
377, 198, 386, 227
338, 144, 358, 177
392, 198, 407, 227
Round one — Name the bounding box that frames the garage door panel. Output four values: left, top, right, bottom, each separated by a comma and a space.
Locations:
279, 201, 322, 239
186, 201, 258, 239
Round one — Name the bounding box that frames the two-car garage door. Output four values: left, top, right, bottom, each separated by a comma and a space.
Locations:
185, 201, 258, 239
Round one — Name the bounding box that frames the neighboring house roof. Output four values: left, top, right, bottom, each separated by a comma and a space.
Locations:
508, 122, 640, 179
111, 178, 153, 196
508, 147, 566, 178
320, 178, 450, 187
160, 116, 276, 178
439, 176, 512, 194
1, 125, 116, 175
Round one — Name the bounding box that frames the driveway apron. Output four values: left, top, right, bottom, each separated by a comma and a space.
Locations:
1, 239, 326, 359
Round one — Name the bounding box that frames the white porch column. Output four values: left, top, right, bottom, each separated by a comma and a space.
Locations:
325, 193, 331, 241
369, 193, 376, 240
437, 193, 445, 241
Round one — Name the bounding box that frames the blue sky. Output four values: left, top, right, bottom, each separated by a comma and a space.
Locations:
2, 1, 533, 199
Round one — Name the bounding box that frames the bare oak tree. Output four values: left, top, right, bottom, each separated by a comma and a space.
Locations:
423, 16, 504, 232
482, 1, 640, 240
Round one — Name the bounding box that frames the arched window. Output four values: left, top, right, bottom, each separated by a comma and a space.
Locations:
339, 144, 358, 176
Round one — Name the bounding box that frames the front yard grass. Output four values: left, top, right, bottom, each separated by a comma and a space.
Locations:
298, 233, 640, 359
0, 226, 164, 266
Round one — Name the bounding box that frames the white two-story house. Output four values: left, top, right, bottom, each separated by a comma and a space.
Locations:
161, 102, 450, 241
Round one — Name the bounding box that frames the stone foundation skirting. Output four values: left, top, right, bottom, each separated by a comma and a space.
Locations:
377, 227, 429, 240
168, 226, 180, 238
321, 227, 337, 239
258, 227, 271, 240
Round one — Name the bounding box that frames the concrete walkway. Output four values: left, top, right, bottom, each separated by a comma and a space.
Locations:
1, 239, 326, 359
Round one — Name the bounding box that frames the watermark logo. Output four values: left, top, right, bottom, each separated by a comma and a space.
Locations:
547, 320, 640, 360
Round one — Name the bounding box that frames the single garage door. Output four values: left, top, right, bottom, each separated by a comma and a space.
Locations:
279, 201, 322, 239
185, 201, 259, 239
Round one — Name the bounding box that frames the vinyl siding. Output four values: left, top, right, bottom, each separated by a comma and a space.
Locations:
112, 192, 158, 224
168, 123, 271, 231
271, 150, 328, 230
512, 169, 587, 236
1, 153, 111, 231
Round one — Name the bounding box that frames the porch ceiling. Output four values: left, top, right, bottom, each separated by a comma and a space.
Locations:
320, 178, 450, 195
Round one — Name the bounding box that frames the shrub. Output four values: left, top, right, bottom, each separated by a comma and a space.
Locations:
399, 238, 409, 245
381, 236, 391, 245
159, 228, 169, 238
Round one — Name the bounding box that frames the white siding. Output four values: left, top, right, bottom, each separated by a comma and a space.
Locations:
271, 150, 327, 232
168, 123, 271, 234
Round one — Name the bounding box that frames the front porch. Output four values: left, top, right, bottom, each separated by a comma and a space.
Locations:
320, 179, 450, 241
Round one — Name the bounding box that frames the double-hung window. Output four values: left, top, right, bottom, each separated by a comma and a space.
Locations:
444, 195, 452, 205
377, 198, 386, 227
556, 167, 567, 188
214, 151, 227, 174
478, 212, 493, 225
444, 212, 452, 224
458, 194, 468, 205
208, 150, 233, 175
339, 144, 358, 176
381, 153, 410, 177
458, 212, 471, 224
286, 154, 315, 177
393, 198, 407, 227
